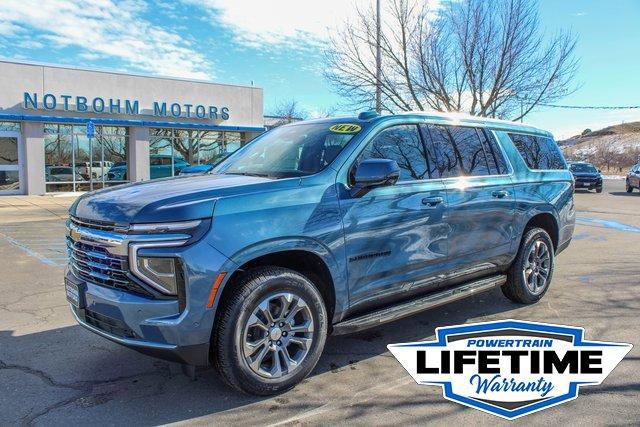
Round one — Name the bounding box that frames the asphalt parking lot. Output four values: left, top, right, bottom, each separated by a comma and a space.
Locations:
1, 180, 639, 426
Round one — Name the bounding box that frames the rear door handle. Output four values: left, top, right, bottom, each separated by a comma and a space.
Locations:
491, 190, 509, 199
422, 196, 444, 207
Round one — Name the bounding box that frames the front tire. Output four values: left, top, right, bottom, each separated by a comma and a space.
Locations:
502, 227, 555, 304
212, 267, 328, 395
596, 186, 603, 193
626, 181, 634, 193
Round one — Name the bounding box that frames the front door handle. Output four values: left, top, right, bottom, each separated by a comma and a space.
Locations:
422, 196, 444, 207
491, 190, 509, 199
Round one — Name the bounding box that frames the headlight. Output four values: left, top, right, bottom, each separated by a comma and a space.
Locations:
129, 220, 203, 234
135, 256, 179, 295
127, 219, 211, 295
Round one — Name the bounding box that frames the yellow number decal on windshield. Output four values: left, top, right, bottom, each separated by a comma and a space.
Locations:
329, 123, 362, 133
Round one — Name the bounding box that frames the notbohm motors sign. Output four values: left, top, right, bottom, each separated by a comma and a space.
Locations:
388, 320, 632, 419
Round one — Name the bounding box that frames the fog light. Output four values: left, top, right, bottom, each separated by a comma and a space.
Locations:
136, 256, 178, 295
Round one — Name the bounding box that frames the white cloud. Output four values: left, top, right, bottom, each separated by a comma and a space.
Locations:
186, 0, 441, 50
0, 0, 214, 79
185, 0, 360, 48
17, 39, 45, 50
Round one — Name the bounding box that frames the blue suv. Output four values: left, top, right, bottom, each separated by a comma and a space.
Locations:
65, 112, 575, 395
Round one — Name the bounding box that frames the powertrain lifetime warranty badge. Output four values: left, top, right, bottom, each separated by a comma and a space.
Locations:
388, 319, 632, 419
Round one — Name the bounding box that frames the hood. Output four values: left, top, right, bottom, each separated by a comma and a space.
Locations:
71, 173, 273, 224
571, 171, 601, 178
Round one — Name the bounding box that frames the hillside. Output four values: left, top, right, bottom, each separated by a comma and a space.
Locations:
559, 121, 640, 172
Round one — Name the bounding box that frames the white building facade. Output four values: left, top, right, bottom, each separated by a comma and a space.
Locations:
0, 59, 264, 194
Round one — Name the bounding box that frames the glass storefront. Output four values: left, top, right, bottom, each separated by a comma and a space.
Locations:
149, 128, 244, 178
44, 124, 128, 192
0, 121, 20, 132
0, 122, 21, 194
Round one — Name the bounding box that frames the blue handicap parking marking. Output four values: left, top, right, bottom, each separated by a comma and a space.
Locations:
0, 222, 69, 267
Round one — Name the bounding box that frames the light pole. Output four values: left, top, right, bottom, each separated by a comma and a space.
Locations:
375, 0, 382, 113
514, 94, 524, 123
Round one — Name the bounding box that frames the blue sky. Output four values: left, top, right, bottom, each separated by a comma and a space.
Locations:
0, 0, 638, 139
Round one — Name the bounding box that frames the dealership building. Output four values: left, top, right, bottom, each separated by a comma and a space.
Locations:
0, 59, 265, 195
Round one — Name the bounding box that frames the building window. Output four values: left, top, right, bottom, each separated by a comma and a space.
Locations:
0, 121, 20, 132
44, 124, 128, 192
149, 128, 244, 179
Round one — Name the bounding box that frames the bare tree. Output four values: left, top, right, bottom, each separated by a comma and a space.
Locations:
325, 0, 578, 120
267, 100, 308, 127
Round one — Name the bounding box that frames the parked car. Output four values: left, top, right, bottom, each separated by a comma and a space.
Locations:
106, 162, 127, 181
568, 161, 603, 193
65, 112, 575, 395
105, 161, 127, 181
46, 166, 85, 182
179, 164, 214, 175
105, 156, 191, 181
149, 155, 190, 179
626, 163, 640, 193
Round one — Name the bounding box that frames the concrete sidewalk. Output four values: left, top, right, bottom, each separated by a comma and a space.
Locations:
0, 195, 76, 225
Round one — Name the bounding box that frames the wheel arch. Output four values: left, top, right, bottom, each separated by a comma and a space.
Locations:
211, 238, 345, 325
522, 210, 560, 250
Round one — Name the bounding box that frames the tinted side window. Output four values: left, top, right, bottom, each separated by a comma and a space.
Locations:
478, 129, 508, 174
358, 125, 429, 181
509, 133, 566, 170
426, 125, 491, 178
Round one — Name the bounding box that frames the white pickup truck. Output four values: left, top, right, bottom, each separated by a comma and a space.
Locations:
75, 161, 113, 180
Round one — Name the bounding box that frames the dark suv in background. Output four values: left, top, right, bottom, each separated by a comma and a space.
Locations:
626, 163, 640, 193
66, 112, 575, 395
568, 161, 603, 193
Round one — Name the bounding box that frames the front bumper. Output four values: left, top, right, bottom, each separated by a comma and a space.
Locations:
574, 178, 602, 189
69, 302, 209, 365
65, 224, 234, 366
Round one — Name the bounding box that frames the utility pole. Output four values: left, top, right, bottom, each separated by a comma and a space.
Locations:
375, 0, 382, 113
520, 99, 524, 123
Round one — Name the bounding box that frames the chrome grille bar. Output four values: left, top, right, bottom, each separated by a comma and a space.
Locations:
67, 237, 152, 296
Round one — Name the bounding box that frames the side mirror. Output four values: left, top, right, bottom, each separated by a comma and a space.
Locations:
598, 169, 602, 173
351, 158, 400, 197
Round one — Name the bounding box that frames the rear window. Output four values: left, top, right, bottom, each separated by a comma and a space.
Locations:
424, 125, 493, 178
508, 133, 566, 170
478, 129, 509, 175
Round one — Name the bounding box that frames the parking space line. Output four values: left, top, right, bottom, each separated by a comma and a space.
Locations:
0, 224, 68, 267
576, 217, 640, 233
0, 231, 60, 267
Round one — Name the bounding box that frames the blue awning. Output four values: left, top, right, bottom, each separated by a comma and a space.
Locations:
0, 112, 265, 132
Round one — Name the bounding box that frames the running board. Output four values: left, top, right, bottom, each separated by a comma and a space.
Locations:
332, 275, 506, 335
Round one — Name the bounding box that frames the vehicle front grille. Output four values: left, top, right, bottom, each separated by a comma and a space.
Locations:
67, 238, 154, 298
84, 308, 138, 339
69, 215, 126, 233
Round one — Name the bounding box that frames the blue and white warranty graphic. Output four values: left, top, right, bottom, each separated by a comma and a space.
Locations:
388, 320, 632, 419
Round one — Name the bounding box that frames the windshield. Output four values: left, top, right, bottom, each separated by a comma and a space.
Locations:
213, 123, 360, 178
570, 163, 597, 173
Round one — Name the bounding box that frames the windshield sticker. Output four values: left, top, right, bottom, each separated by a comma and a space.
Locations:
329, 123, 362, 133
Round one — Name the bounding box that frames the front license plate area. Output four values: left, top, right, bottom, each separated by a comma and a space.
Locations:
65, 277, 86, 309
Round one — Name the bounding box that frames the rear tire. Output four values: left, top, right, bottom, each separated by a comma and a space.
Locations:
212, 267, 328, 396
502, 227, 555, 304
